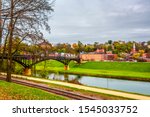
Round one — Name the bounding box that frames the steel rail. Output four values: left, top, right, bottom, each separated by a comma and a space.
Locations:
0, 77, 98, 100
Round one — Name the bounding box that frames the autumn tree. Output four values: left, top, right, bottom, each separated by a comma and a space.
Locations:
77, 41, 84, 54
0, 0, 54, 82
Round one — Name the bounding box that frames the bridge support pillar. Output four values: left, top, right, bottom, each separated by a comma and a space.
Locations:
23, 68, 32, 76
64, 65, 69, 70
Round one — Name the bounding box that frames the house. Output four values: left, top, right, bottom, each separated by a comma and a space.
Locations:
80, 49, 117, 61
104, 54, 118, 61
80, 53, 117, 61
95, 49, 105, 54
80, 54, 105, 61
141, 53, 150, 62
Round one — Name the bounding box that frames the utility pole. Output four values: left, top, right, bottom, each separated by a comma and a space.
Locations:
6, 0, 14, 82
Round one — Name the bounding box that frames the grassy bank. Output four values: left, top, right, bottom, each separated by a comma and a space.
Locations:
36, 80, 131, 100
0, 80, 67, 100
36, 60, 150, 81
75, 61, 150, 72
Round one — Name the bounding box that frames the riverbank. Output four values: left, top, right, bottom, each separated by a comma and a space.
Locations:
0, 73, 128, 100
1, 73, 150, 100
36, 61, 150, 82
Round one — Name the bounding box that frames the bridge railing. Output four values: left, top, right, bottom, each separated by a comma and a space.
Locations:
0, 54, 80, 61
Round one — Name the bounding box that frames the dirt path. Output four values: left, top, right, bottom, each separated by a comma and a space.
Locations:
1, 73, 150, 100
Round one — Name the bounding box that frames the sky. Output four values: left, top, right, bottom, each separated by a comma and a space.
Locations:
44, 0, 150, 44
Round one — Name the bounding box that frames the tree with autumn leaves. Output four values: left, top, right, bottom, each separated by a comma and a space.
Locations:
0, 0, 54, 82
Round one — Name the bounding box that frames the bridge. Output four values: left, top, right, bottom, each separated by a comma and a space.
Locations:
0, 54, 81, 76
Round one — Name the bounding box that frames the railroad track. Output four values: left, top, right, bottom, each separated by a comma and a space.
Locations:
0, 76, 98, 100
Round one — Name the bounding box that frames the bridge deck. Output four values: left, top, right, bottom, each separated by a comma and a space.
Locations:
0, 54, 80, 68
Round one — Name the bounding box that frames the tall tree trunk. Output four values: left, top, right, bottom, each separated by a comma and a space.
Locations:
6, 0, 14, 82
0, 33, 9, 71
0, 0, 2, 52
0, 0, 2, 71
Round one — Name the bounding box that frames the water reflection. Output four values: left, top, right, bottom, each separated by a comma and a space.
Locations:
48, 73, 82, 85
35, 72, 150, 96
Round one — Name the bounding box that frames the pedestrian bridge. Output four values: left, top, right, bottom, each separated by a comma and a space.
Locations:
0, 54, 81, 75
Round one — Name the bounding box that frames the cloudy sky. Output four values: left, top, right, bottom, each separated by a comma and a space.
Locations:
44, 0, 150, 44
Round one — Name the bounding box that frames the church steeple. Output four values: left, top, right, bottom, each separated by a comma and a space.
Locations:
133, 43, 135, 52
131, 42, 136, 54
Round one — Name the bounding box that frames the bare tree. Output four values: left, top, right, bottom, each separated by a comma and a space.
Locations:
0, 0, 54, 82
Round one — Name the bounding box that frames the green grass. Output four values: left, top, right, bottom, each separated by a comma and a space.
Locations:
74, 61, 150, 72
0, 80, 68, 100
38, 60, 64, 68
13, 60, 150, 80
35, 60, 150, 81
37, 60, 150, 73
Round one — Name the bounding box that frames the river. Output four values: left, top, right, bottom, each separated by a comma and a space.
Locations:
35, 72, 150, 96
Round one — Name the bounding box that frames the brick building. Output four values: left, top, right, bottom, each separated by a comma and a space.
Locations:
80, 53, 117, 61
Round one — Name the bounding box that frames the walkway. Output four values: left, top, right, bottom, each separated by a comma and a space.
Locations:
1, 73, 150, 100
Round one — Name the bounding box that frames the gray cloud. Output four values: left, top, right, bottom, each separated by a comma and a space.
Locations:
44, 0, 150, 43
